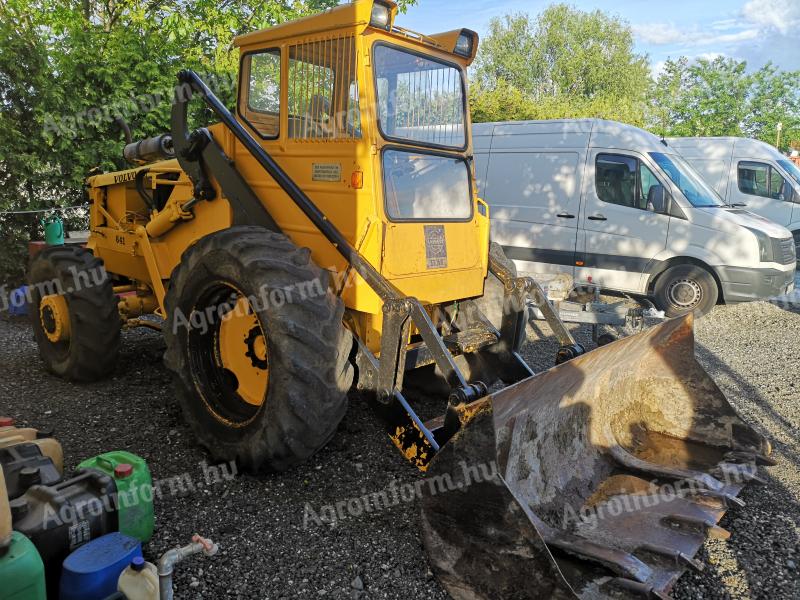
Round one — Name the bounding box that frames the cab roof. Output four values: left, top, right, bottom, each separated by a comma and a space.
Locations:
233, 1, 478, 65
233, 1, 382, 48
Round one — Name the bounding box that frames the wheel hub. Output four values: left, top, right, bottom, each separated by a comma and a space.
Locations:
217, 295, 269, 408
39, 294, 70, 343
668, 279, 702, 309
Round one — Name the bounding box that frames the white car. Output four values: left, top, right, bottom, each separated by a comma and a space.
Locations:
667, 136, 800, 259
474, 119, 796, 316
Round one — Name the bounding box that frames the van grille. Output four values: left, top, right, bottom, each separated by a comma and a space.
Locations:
772, 237, 797, 265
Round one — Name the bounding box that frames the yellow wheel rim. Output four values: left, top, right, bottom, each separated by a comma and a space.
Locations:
40, 294, 71, 343
217, 296, 269, 407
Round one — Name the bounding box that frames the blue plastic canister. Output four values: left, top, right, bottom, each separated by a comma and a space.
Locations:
7, 286, 29, 317
59, 532, 142, 600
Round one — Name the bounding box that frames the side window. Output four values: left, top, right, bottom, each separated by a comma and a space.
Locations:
596, 154, 667, 213
288, 37, 361, 140
639, 163, 662, 210
738, 161, 770, 198
596, 154, 637, 208
240, 49, 281, 139
769, 168, 790, 201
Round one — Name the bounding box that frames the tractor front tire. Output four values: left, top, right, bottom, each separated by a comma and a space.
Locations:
28, 246, 121, 381
163, 227, 353, 472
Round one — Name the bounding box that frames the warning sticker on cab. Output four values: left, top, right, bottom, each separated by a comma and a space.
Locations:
312, 163, 342, 182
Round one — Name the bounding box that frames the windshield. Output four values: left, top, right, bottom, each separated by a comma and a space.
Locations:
374, 45, 466, 149
383, 149, 472, 221
778, 159, 800, 186
649, 152, 726, 208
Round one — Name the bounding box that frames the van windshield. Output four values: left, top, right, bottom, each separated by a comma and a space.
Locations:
649, 152, 726, 208
777, 159, 800, 186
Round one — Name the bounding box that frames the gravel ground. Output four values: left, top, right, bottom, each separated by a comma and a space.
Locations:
1, 286, 799, 599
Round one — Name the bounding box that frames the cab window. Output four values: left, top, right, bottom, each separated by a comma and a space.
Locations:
240, 49, 281, 139
738, 161, 790, 200
595, 154, 667, 213
288, 37, 361, 140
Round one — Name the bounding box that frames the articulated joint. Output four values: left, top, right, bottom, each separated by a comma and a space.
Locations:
447, 382, 488, 407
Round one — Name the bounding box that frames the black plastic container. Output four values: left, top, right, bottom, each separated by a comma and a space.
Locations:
10, 469, 119, 597
0, 443, 61, 499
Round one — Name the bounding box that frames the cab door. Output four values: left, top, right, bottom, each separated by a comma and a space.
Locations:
730, 160, 793, 226
577, 151, 670, 293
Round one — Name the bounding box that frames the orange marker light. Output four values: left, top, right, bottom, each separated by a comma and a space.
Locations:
351, 171, 364, 189
575, 260, 585, 267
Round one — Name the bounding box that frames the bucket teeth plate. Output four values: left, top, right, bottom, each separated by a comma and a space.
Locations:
421, 315, 770, 600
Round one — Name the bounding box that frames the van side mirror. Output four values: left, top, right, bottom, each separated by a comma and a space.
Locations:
646, 185, 669, 214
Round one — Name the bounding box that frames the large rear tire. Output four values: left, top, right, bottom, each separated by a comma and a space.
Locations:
28, 246, 121, 381
653, 264, 718, 317
163, 227, 353, 472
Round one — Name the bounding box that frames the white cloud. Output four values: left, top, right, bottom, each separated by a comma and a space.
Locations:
742, 0, 800, 35
633, 22, 758, 48
633, 0, 800, 71
633, 23, 687, 45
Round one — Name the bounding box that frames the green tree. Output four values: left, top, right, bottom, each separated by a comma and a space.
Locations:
0, 0, 417, 285
652, 57, 800, 148
471, 5, 651, 125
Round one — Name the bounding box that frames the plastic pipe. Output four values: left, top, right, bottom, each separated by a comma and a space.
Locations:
158, 534, 218, 600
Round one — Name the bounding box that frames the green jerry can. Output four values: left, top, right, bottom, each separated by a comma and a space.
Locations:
42, 214, 64, 246
0, 532, 47, 600
77, 452, 154, 543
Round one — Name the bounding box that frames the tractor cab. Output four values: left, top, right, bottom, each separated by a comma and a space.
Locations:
227, 1, 487, 349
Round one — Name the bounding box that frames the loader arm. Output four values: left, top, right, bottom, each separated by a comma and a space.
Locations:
169, 70, 554, 468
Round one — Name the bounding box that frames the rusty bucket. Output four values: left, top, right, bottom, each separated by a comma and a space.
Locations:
421, 315, 772, 599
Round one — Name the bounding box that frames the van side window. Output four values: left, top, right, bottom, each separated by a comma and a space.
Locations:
596, 154, 666, 213
770, 168, 791, 201
738, 162, 769, 197
738, 161, 790, 200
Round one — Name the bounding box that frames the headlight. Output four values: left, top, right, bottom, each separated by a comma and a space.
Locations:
746, 227, 774, 262
370, 2, 392, 30
454, 30, 475, 57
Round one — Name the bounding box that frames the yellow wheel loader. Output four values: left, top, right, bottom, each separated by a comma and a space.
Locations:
28, 2, 772, 598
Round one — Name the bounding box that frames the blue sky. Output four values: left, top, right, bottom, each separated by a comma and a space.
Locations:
397, 0, 800, 73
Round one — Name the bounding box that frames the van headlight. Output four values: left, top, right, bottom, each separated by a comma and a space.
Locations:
746, 227, 774, 262
370, 1, 392, 30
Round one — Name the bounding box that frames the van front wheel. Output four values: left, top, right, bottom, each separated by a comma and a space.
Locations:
653, 265, 718, 317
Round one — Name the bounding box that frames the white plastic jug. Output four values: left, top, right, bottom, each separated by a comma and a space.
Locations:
118, 556, 159, 600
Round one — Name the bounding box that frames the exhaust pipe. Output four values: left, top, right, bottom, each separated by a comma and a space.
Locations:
124, 134, 175, 165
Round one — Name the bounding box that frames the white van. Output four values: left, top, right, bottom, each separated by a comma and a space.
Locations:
474, 119, 796, 316
667, 136, 800, 258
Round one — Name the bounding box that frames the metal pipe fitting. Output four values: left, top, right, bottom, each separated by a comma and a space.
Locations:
158, 534, 218, 600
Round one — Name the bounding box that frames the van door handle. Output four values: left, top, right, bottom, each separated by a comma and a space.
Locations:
588, 214, 607, 221
556, 213, 576, 219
